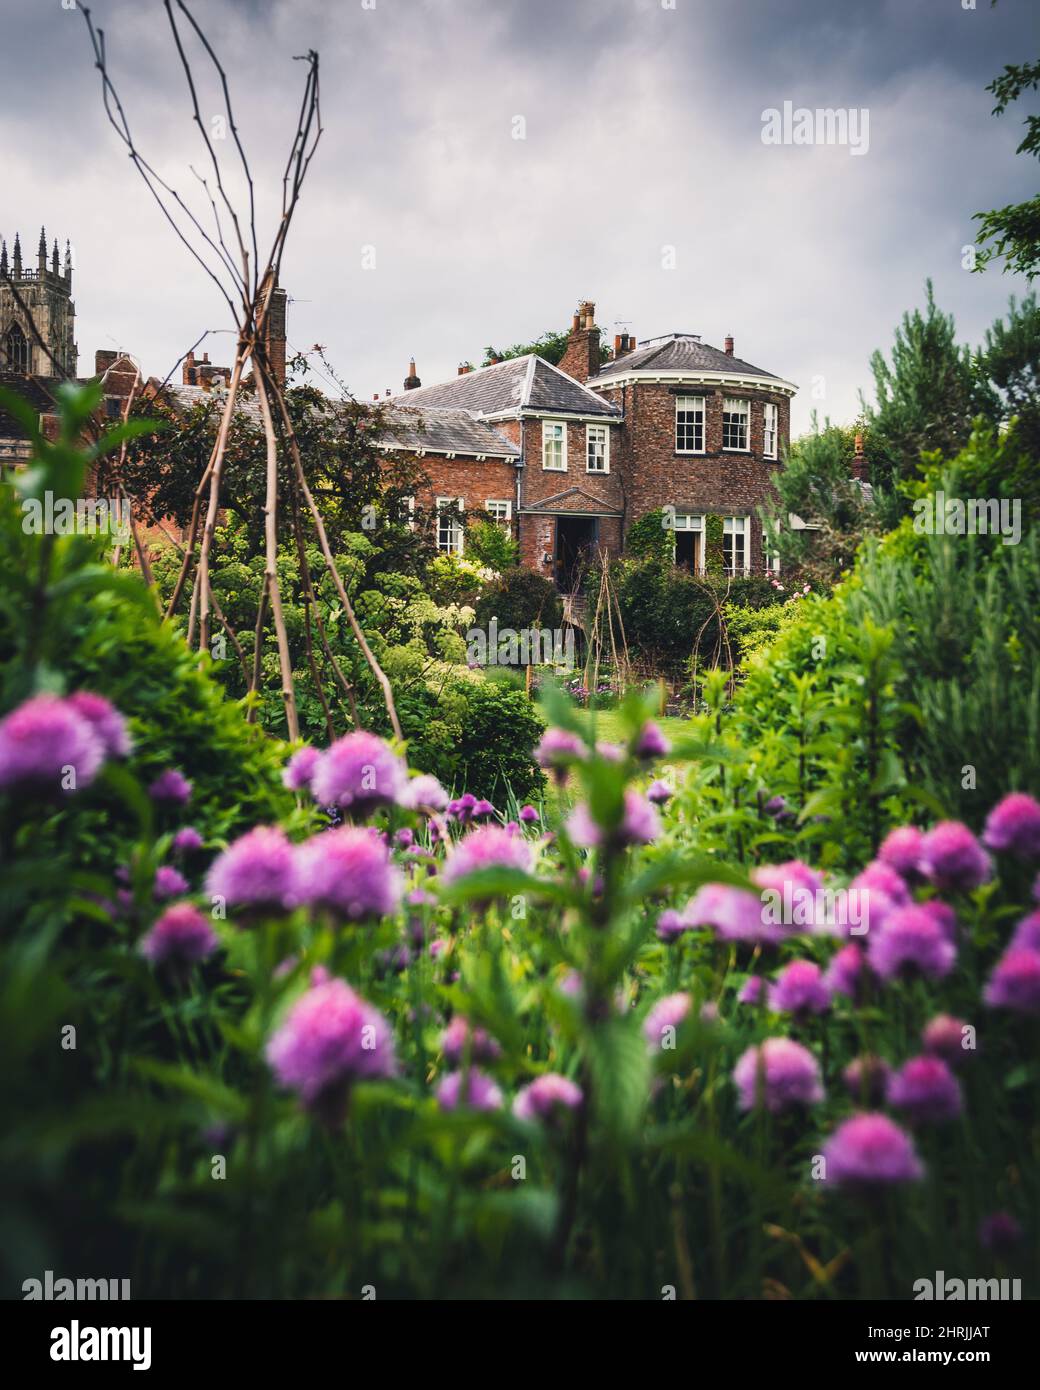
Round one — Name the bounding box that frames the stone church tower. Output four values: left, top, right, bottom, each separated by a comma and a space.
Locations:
0, 227, 77, 377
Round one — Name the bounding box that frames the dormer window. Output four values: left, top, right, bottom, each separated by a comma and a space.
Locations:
722, 398, 749, 451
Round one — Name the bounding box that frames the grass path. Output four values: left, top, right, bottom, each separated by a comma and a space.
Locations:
574, 708, 691, 745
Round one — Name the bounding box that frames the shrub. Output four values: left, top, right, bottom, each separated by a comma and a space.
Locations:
474, 567, 563, 635
452, 679, 546, 802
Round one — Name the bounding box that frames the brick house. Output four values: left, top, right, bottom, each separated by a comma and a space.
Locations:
379, 300, 797, 587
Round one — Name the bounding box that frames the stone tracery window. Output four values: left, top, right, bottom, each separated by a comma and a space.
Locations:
3, 322, 29, 373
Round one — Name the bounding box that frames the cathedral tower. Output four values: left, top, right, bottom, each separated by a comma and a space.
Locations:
0, 227, 78, 377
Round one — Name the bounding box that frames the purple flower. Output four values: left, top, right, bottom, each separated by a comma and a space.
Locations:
921, 1014, 975, 1067
887, 1055, 963, 1125
139, 902, 218, 967
867, 905, 956, 981
440, 825, 533, 889
535, 727, 584, 780
732, 1037, 824, 1113
644, 992, 691, 1050
294, 827, 404, 921
647, 779, 673, 806
655, 908, 687, 943
919, 821, 992, 892
979, 1211, 1023, 1253
1010, 910, 1040, 953
983, 792, 1040, 859
919, 898, 958, 943
310, 731, 407, 818
567, 790, 661, 850
984, 947, 1040, 1015
513, 1073, 583, 1123
172, 826, 204, 854
0, 694, 104, 793
824, 943, 867, 1000
850, 861, 910, 907
768, 959, 831, 1016
752, 860, 827, 936
594, 741, 625, 762
435, 1069, 503, 1112
821, 1113, 923, 1186
472, 799, 497, 821
205, 825, 298, 915
684, 883, 768, 943
763, 794, 790, 820
266, 974, 396, 1116
738, 975, 765, 1005
283, 744, 321, 792
148, 768, 193, 805
843, 1055, 891, 1107
66, 691, 132, 759
878, 825, 926, 884
753, 859, 824, 897
634, 720, 670, 760
519, 804, 540, 824
400, 774, 449, 814
154, 865, 189, 900
440, 1016, 501, 1065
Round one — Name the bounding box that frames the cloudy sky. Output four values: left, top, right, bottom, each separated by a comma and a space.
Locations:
2, 0, 1037, 432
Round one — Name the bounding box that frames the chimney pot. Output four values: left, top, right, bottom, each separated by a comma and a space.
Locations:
613, 334, 623, 354
724, 335, 734, 356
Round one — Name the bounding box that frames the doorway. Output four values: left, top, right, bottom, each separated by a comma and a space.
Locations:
675, 531, 701, 574
554, 516, 597, 591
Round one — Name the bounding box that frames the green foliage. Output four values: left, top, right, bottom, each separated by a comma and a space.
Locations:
973, 58, 1040, 281
978, 293, 1040, 499
452, 679, 546, 802
465, 516, 518, 573
704, 513, 724, 577
626, 509, 672, 562
474, 567, 563, 635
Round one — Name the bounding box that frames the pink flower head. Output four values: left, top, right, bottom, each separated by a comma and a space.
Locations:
919, 898, 958, 943
656, 908, 687, 943
513, 1073, 583, 1123
266, 975, 396, 1115
172, 826, 204, 854
732, 1037, 824, 1113
984, 947, 1040, 1015
643, 992, 691, 1050
400, 774, 449, 814
567, 790, 660, 849
154, 865, 189, 900
983, 792, 1040, 860
283, 744, 321, 792
66, 691, 132, 759
594, 741, 625, 762
205, 825, 298, 915
440, 1016, 502, 1065
878, 825, 926, 884
887, 1055, 963, 1125
684, 882, 771, 943
294, 827, 404, 921
139, 902, 218, 968
738, 975, 765, 1005
535, 727, 584, 780
821, 1113, 923, 1186
867, 904, 956, 981
767, 959, 831, 1016
843, 1055, 891, 1107
921, 1014, 975, 1067
919, 821, 992, 892
440, 825, 533, 889
435, 1069, 503, 1112
752, 860, 826, 936
0, 694, 104, 793
850, 861, 910, 907
824, 943, 867, 1000
634, 720, 670, 760
311, 731, 407, 818
647, 779, 673, 805
519, 804, 540, 824
1010, 910, 1040, 953
148, 768, 193, 805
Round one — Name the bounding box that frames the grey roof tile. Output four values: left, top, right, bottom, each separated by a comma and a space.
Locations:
596, 333, 781, 383
377, 406, 519, 457
386, 354, 619, 418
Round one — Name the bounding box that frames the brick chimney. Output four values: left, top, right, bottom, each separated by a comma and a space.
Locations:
403, 357, 421, 391
557, 299, 601, 381
260, 273, 288, 387
724, 335, 734, 356
851, 431, 869, 481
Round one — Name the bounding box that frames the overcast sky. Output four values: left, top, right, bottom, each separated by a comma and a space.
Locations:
2, 0, 1037, 433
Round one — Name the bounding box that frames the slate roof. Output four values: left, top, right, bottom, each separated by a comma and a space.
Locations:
595, 333, 782, 384
377, 406, 519, 458
386, 354, 620, 418
162, 382, 263, 425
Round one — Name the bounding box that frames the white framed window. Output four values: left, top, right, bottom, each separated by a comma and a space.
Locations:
586, 423, 610, 472
485, 498, 512, 527
723, 516, 749, 575
402, 495, 416, 530
722, 398, 749, 451
672, 512, 703, 573
436, 496, 464, 555
763, 402, 778, 460
675, 395, 705, 453
542, 420, 567, 471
